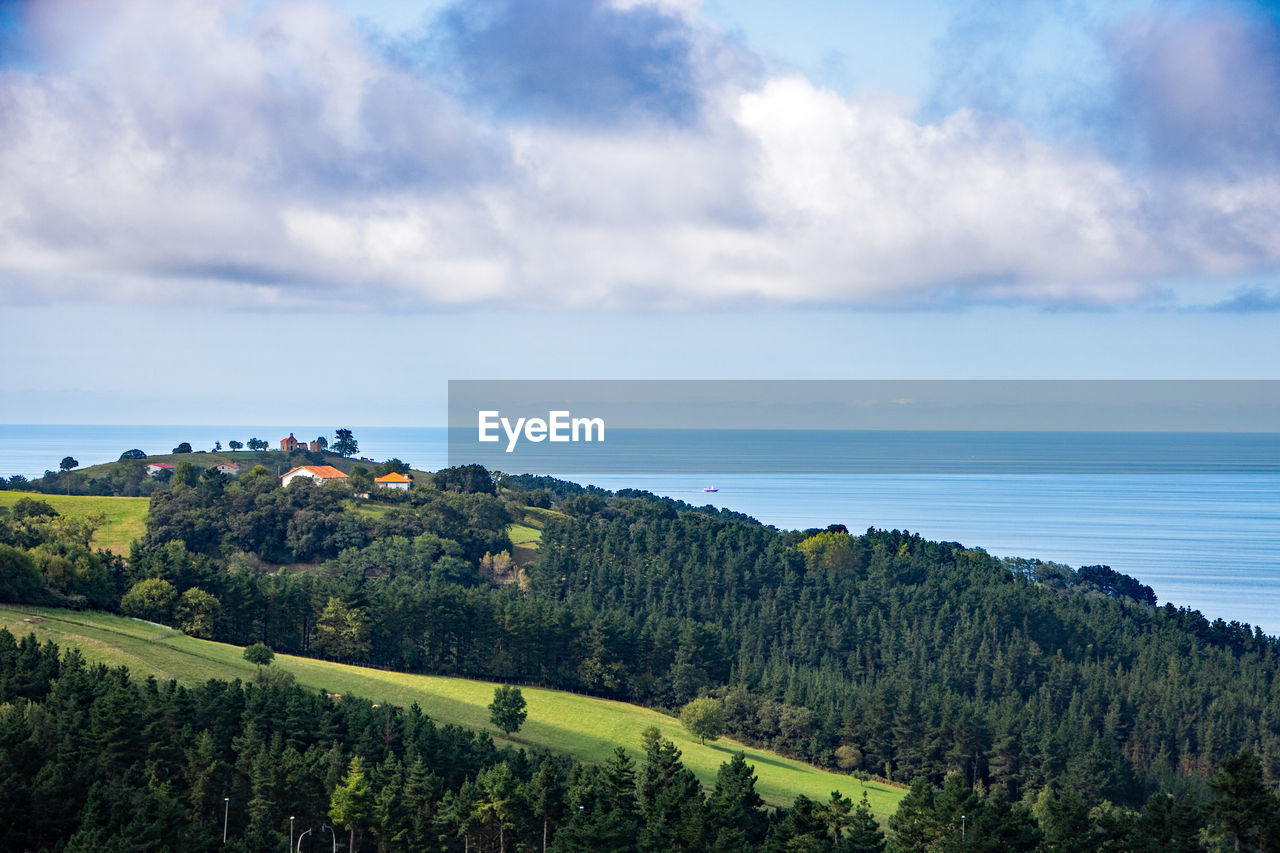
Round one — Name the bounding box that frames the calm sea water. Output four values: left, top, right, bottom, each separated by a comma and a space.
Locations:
2, 424, 1277, 634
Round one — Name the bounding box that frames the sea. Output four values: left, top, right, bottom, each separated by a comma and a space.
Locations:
2, 424, 1277, 634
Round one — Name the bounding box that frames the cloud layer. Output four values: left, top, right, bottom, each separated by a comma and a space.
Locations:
2, 0, 1280, 311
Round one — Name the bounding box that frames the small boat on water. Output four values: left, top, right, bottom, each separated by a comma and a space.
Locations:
702, 486, 718, 493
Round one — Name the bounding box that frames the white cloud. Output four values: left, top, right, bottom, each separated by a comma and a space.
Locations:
2, 0, 1280, 311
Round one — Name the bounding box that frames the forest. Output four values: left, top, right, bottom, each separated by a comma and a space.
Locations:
3, 462, 1280, 849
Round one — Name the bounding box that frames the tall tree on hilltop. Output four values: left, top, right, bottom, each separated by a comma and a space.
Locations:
332, 429, 358, 458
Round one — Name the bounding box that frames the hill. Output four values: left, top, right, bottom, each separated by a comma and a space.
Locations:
0, 604, 904, 818
12, 447, 436, 499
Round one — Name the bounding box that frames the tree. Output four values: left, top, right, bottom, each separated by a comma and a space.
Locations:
212, 441, 221, 452
333, 429, 358, 458
59, 457, 79, 472
172, 442, 192, 454
489, 685, 528, 736
172, 461, 199, 488
330, 755, 372, 853
845, 793, 887, 853
247, 437, 267, 451
435, 464, 496, 494
176, 588, 221, 639
314, 597, 371, 661
526, 758, 564, 853
1209, 751, 1277, 853
637, 727, 706, 852
378, 458, 410, 476
887, 777, 939, 853
243, 642, 274, 669
473, 762, 520, 853
680, 696, 725, 745
228, 440, 243, 451
813, 791, 854, 844
705, 752, 768, 851
121, 578, 178, 623
314, 436, 328, 451
119, 449, 147, 460
348, 466, 374, 495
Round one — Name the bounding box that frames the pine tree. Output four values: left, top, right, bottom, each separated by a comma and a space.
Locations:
706, 752, 768, 852
636, 728, 706, 853
330, 755, 372, 852
843, 793, 886, 853
1208, 751, 1277, 853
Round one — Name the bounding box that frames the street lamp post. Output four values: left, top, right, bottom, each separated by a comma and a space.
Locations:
321, 824, 337, 853
290, 816, 295, 852
223, 797, 230, 844
297, 827, 312, 853
961, 814, 966, 840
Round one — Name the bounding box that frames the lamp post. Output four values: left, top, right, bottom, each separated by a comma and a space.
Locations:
290, 816, 295, 852
297, 827, 312, 853
321, 824, 337, 853
961, 814, 966, 840
223, 797, 230, 844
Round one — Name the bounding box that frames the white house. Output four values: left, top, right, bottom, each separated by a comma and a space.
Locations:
214, 462, 240, 476
374, 471, 412, 491
280, 465, 349, 487
146, 463, 176, 477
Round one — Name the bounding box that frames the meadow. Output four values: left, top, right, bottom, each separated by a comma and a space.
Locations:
0, 604, 904, 818
0, 491, 148, 554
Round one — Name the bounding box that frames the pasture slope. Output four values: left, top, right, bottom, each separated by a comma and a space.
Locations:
0, 492, 148, 554
0, 605, 904, 818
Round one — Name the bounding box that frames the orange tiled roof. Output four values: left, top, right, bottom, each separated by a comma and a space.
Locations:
375, 472, 412, 483
283, 465, 348, 479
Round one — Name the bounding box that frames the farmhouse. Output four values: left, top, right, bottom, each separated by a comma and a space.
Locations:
214, 462, 240, 475
281, 465, 349, 487
375, 471, 412, 491
146, 463, 175, 477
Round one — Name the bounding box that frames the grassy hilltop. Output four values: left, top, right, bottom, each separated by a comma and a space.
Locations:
0, 604, 904, 818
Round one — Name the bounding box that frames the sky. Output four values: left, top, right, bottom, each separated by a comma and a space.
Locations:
2, 0, 1279, 425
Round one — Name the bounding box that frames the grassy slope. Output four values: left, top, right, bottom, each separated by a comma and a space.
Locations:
507, 523, 542, 546
0, 605, 904, 818
0, 492, 148, 554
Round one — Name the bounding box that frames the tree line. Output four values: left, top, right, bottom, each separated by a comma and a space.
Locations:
0, 630, 886, 852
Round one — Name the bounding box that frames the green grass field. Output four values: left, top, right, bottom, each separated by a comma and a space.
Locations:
0, 492, 148, 554
0, 605, 904, 818
507, 523, 542, 545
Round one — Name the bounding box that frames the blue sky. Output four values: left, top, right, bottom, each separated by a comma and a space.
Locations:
1, 0, 1278, 425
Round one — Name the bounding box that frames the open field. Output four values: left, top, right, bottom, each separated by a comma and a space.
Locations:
0, 604, 905, 818
0, 492, 148, 554
507, 522, 542, 545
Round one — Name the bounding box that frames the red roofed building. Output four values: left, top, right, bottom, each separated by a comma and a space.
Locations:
280, 433, 301, 452
280, 465, 349, 487
146, 463, 176, 477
